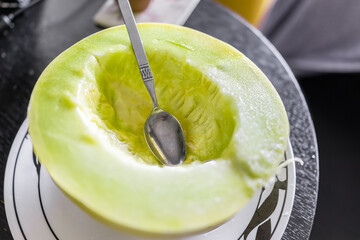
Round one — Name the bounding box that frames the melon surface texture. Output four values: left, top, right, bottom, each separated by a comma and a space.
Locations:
28, 23, 289, 236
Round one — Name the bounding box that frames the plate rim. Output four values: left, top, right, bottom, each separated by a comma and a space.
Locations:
4, 119, 296, 240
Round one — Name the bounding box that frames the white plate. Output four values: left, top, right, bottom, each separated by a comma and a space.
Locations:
4, 119, 296, 240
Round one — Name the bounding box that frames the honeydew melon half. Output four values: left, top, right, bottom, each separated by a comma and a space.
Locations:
28, 23, 289, 236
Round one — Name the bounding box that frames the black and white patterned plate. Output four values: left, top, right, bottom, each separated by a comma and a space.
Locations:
4, 119, 296, 240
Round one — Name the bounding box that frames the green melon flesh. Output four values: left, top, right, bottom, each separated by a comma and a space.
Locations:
28, 23, 289, 235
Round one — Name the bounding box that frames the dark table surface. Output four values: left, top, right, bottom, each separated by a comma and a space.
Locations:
0, 0, 319, 239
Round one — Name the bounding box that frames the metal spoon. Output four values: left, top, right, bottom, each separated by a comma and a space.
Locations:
117, 0, 186, 165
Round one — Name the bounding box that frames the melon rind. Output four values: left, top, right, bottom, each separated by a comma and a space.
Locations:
28, 23, 289, 235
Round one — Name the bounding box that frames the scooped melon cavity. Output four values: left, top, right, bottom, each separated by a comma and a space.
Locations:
28, 23, 289, 235
93, 48, 237, 165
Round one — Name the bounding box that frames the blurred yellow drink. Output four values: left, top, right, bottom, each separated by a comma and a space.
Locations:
216, 0, 274, 26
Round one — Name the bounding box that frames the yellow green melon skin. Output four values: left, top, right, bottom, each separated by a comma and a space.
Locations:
28, 23, 289, 236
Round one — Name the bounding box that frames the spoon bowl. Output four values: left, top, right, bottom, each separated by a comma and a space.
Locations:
144, 107, 186, 165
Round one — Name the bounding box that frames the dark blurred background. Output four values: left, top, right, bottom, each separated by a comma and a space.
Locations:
298, 74, 360, 239
258, 1, 360, 239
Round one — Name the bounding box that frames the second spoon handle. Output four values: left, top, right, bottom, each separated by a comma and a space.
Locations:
117, 0, 158, 107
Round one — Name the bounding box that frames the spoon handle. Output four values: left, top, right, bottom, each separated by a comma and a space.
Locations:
117, 0, 158, 108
